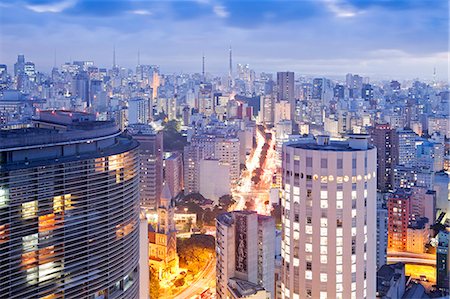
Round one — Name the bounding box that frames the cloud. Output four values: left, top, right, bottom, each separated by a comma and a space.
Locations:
213, 5, 229, 18
25, 0, 77, 13
323, 0, 359, 18
129, 9, 152, 16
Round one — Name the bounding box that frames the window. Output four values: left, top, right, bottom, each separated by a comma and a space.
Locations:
352, 158, 357, 168
337, 191, 343, 200
306, 157, 312, 167
320, 200, 328, 208
306, 261, 312, 270
22, 201, 37, 219
320, 273, 328, 282
306, 225, 312, 234
337, 159, 343, 169
305, 243, 312, 252
305, 270, 312, 280
320, 218, 328, 227
321, 158, 328, 168
320, 191, 328, 199
321, 255, 328, 263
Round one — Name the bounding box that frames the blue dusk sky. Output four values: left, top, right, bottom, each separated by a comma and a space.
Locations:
0, 0, 448, 80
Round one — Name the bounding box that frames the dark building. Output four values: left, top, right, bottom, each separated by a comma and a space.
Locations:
369, 124, 397, 192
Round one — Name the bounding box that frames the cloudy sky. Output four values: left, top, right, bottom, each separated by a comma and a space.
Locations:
0, 0, 448, 80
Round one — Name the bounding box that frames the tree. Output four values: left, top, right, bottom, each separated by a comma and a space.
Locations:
149, 267, 160, 298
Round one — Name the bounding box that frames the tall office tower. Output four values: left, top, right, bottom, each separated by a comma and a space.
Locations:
0, 111, 141, 298
14, 54, 25, 77
369, 124, 397, 192
436, 228, 449, 293
416, 139, 445, 172
277, 72, 295, 120
394, 128, 417, 168
128, 98, 150, 125
333, 84, 345, 101
228, 46, 233, 89
261, 95, 275, 126
387, 189, 410, 251
165, 152, 183, 198
346, 74, 363, 99
183, 145, 201, 194
128, 124, 163, 211
198, 83, 214, 116
312, 78, 324, 101
281, 135, 377, 299
361, 84, 374, 106
24, 62, 36, 82
216, 211, 275, 299
72, 71, 90, 107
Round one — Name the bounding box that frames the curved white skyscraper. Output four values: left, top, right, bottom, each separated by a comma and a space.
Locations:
281, 135, 376, 299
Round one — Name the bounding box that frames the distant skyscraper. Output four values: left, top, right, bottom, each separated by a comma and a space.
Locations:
216, 211, 275, 299
0, 111, 141, 298
129, 124, 163, 211
14, 54, 25, 77
394, 128, 418, 168
312, 78, 324, 101
281, 135, 377, 299
277, 71, 295, 120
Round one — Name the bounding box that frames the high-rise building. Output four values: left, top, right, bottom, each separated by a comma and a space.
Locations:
216, 211, 275, 299
394, 129, 417, 168
128, 124, 163, 211
0, 111, 141, 298
128, 98, 150, 125
281, 135, 377, 299
369, 124, 397, 192
387, 189, 410, 251
165, 152, 183, 198
14, 54, 25, 77
277, 72, 295, 120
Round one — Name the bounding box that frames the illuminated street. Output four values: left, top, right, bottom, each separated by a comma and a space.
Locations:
231, 127, 277, 215
172, 257, 216, 299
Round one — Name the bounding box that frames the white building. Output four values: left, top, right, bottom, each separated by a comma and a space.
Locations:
128, 98, 150, 125
216, 211, 275, 299
281, 135, 377, 299
199, 159, 231, 203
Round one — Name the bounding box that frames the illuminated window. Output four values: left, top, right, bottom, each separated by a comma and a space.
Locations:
320, 273, 328, 282
305, 270, 312, 280
320, 200, 328, 208
337, 228, 343, 237
39, 214, 56, 232
336, 265, 343, 274
0, 187, 8, 208
320, 191, 328, 199
352, 190, 357, 199
305, 243, 312, 252
0, 224, 9, 243
320, 237, 327, 245
320, 228, 328, 236
306, 225, 312, 234
320, 218, 328, 227
320, 246, 327, 254
337, 247, 343, 255
320, 292, 327, 299
22, 201, 38, 219
337, 274, 343, 283
321, 255, 327, 263
337, 200, 343, 209
53, 196, 63, 213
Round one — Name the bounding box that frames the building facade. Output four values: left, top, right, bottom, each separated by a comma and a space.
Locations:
281, 135, 377, 299
216, 211, 275, 299
0, 111, 141, 298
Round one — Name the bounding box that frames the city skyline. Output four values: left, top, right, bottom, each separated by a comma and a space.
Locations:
0, 0, 448, 80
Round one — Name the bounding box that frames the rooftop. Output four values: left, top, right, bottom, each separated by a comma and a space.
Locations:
287, 134, 374, 151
